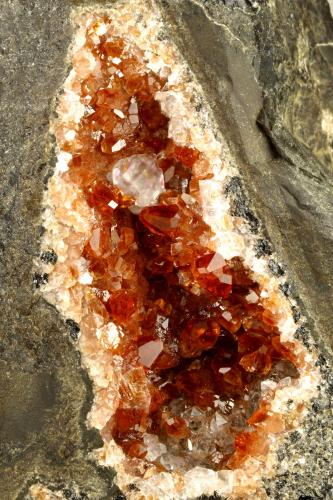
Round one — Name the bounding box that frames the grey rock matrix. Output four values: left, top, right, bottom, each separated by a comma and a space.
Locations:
0, 0, 332, 499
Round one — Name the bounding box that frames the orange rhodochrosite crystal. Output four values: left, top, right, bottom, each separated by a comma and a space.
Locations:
62, 24, 299, 472
105, 290, 137, 323
179, 319, 221, 358
140, 204, 181, 236
227, 430, 270, 468
161, 414, 190, 439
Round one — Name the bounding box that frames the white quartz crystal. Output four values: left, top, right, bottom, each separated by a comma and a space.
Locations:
143, 433, 167, 461
184, 467, 222, 498
108, 154, 165, 207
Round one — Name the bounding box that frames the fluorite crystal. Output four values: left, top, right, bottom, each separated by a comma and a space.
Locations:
39, 3, 319, 499
110, 154, 165, 207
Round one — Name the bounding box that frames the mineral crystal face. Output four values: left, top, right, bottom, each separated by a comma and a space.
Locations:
39, 3, 319, 499
109, 154, 165, 207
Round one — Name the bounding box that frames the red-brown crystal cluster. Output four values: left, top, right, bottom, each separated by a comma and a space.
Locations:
61, 21, 299, 471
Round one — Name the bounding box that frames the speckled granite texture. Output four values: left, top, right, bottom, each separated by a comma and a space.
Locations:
0, 1, 332, 499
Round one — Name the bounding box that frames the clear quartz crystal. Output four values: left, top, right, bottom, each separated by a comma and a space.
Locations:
108, 154, 165, 207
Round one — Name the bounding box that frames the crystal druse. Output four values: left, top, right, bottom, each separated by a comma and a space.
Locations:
38, 1, 319, 498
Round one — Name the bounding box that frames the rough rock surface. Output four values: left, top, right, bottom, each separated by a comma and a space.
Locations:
0, 0, 332, 499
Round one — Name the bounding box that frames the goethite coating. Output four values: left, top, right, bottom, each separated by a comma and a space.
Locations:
39, 2, 319, 499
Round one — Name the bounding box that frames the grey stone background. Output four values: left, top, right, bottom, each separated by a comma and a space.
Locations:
328, 0, 333, 16
0, 0, 332, 499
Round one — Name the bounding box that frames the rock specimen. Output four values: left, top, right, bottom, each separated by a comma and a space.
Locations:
38, 1, 319, 498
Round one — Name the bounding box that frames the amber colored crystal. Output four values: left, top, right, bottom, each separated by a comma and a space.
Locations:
140, 99, 168, 131
113, 408, 147, 434
238, 331, 270, 354
179, 319, 220, 358
152, 347, 180, 370
239, 349, 272, 375
149, 385, 171, 414
85, 182, 118, 219
247, 401, 270, 425
175, 368, 216, 408
139, 204, 180, 236
63, 28, 299, 471
103, 39, 125, 57
117, 435, 147, 459
218, 308, 242, 334
170, 144, 200, 168
195, 253, 232, 298
272, 336, 298, 365
106, 290, 137, 323
227, 430, 269, 468
161, 414, 190, 439
247, 402, 285, 434
147, 257, 173, 276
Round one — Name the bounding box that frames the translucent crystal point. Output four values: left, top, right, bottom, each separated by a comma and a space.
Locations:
109, 154, 165, 207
